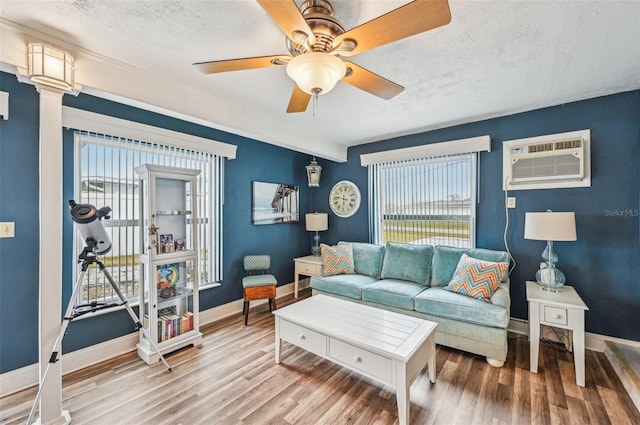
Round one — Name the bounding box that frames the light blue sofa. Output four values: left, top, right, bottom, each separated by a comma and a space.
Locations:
310, 242, 511, 367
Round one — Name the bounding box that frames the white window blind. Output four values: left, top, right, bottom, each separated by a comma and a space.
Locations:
73, 131, 224, 305
369, 153, 477, 248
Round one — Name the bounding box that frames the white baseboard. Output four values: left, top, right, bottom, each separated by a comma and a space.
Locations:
4, 280, 634, 399
508, 318, 640, 352
0, 333, 139, 398
0, 281, 302, 398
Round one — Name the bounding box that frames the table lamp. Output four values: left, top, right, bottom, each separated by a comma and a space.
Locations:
305, 212, 328, 256
524, 210, 577, 291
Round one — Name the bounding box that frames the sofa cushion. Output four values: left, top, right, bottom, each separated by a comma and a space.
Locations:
444, 254, 509, 302
414, 286, 510, 328
339, 241, 385, 279
320, 243, 355, 276
380, 242, 433, 285
431, 246, 510, 287
362, 279, 427, 310
310, 274, 378, 300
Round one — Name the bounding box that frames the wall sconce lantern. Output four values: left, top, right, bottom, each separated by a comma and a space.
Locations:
306, 157, 322, 187
27, 43, 75, 91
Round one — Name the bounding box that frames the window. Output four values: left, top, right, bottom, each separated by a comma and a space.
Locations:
73, 131, 224, 304
362, 136, 491, 248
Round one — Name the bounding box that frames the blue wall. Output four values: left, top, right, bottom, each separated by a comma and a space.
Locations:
1, 69, 638, 375
0, 73, 40, 373
318, 90, 640, 342
0, 71, 313, 373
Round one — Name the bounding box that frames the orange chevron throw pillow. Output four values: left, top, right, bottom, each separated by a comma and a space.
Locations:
321, 243, 355, 276
444, 253, 508, 303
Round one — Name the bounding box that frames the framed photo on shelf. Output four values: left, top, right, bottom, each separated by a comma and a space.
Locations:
160, 234, 174, 253
252, 181, 300, 225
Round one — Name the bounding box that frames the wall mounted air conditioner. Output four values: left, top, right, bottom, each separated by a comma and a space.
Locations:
503, 129, 591, 191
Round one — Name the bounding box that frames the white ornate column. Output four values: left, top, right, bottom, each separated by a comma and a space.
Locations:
36, 85, 70, 425
23, 42, 76, 425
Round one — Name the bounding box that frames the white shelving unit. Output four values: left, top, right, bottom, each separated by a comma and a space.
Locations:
135, 164, 203, 364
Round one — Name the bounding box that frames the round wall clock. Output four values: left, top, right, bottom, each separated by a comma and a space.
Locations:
329, 180, 361, 218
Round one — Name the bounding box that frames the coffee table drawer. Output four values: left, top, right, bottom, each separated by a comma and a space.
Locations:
329, 337, 392, 383
280, 320, 327, 356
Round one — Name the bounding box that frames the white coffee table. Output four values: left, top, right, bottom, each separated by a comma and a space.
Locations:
273, 294, 437, 425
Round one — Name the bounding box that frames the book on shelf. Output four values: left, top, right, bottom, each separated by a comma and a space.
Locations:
157, 310, 194, 342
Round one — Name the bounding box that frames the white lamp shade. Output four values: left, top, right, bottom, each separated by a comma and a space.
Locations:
305, 212, 328, 231
524, 211, 577, 241
27, 43, 74, 91
286, 52, 346, 95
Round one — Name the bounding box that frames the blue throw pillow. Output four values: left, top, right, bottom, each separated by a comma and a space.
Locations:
338, 241, 385, 278
380, 242, 433, 285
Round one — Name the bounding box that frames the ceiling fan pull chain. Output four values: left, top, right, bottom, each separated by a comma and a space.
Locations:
313, 91, 318, 117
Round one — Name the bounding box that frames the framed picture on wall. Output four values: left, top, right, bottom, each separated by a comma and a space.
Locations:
252, 181, 300, 225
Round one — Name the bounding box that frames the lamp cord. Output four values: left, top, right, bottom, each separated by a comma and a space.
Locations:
504, 177, 516, 275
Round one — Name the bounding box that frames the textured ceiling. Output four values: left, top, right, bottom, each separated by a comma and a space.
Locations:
1, 1, 639, 161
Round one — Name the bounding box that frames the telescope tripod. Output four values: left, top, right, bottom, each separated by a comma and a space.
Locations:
27, 242, 172, 425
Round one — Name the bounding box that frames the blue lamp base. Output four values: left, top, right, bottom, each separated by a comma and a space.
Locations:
535, 240, 566, 292
311, 232, 321, 257
535, 266, 566, 292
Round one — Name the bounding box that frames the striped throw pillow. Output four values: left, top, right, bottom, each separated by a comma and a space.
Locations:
321, 243, 355, 276
444, 253, 508, 302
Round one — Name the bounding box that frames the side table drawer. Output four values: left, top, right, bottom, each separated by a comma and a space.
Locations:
280, 320, 327, 356
329, 337, 392, 384
297, 262, 321, 276
541, 305, 568, 326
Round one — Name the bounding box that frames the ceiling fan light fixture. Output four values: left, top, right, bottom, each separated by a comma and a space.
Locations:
286, 52, 345, 96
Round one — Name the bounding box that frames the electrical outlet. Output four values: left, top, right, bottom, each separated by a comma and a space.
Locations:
0, 222, 15, 238
507, 197, 516, 208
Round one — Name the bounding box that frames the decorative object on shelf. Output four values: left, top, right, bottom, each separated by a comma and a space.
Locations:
148, 219, 160, 254
160, 234, 174, 253
329, 180, 361, 218
27, 42, 74, 91
524, 210, 577, 292
305, 157, 322, 187
157, 263, 179, 298
252, 181, 300, 225
306, 212, 329, 256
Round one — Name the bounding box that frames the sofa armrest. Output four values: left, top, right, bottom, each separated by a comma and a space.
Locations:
490, 279, 511, 309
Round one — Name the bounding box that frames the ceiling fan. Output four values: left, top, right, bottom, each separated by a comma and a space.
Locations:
194, 0, 451, 113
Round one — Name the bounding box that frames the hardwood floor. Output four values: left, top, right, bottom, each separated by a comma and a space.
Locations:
2, 289, 639, 425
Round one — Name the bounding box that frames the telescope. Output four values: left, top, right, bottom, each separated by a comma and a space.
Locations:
27, 200, 170, 425
69, 200, 112, 255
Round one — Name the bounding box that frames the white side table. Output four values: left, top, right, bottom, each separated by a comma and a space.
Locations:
526, 281, 589, 386
293, 255, 322, 298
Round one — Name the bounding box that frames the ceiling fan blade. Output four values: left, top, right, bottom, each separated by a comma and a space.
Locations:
256, 0, 316, 46
342, 62, 404, 100
334, 0, 451, 57
286, 84, 311, 113
194, 55, 290, 74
